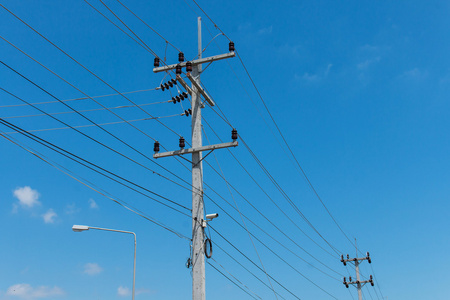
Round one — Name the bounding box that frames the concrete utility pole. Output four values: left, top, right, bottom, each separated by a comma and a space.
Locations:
152, 17, 236, 300
341, 250, 374, 300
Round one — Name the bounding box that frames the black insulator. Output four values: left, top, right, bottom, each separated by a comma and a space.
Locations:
175, 95, 181, 102
186, 61, 193, 72
153, 141, 160, 152
179, 137, 185, 148
188, 108, 192, 115
184, 110, 189, 117
232, 128, 238, 141
154, 57, 160, 67
164, 83, 170, 89
176, 64, 182, 75
229, 41, 235, 52
172, 97, 177, 103
180, 94, 185, 100
349, 276, 352, 282
168, 81, 173, 88
171, 78, 177, 85
160, 84, 165, 91
178, 52, 185, 62
182, 92, 188, 98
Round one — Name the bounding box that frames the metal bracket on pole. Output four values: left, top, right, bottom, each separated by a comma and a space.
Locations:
186, 73, 215, 106
176, 75, 194, 95
153, 141, 238, 159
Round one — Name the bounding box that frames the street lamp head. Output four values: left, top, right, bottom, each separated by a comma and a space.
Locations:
72, 225, 90, 232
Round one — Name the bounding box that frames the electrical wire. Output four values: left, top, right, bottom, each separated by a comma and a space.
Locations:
201, 126, 343, 281
0, 131, 190, 240
113, 0, 182, 52
209, 257, 262, 300
213, 242, 287, 300
201, 117, 340, 259
207, 261, 259, 300
201, 129, 279, 300
2, 106, 179, 119
0, 118, 191, 214
0, 5, 182, 139
209, 225, 302, 300
189, 0, 357, 254
1, 35, 202, 197
0, 88, 158, 108
0, 86, 195, 196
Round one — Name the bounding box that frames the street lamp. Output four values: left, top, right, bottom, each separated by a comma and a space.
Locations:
72, 225, 136, 300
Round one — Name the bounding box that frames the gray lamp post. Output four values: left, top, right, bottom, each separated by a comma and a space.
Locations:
72, 225, 136, 300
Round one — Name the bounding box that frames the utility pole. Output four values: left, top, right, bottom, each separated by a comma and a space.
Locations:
152, 17, 237, 300
340, 251, 374, 300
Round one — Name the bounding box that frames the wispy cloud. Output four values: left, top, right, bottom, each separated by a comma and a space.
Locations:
400, 68, 428, 80
298, 64, 333, 83
117, 286, 131, 297
13, 186, 40, 208
357, 56, 381, 70
258, 25, 273, 35
42, 209, 57, 224
64, 203, 80, 215
83, 263, 102, 275
6, 283, 64, 299
88, 199, 98, 209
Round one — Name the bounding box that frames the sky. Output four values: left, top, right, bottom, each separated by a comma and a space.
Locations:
1, 0, 450, 299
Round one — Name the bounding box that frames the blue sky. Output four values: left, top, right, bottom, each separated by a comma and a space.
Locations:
1, 0, 450, 299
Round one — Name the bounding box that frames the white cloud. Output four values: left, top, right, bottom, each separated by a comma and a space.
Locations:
6, 283, 64, 299
258, 25, 273, 35
117, 286, 131, 297
42, 209, 57, 224
64, 203, 80, 215
401, 68, 428, 80
13, 186, 40, 208
136, 288, 152, 295
83, 263, 102, 275
357, 56, 380, 70
299, 64, 333, 83
88, 199, 98, 209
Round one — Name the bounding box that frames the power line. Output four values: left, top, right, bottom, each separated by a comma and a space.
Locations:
213, 242, 287, 300
209, 225, 302, 300
113, 0, 182, 52
0, 85, 194, 195
0, 117, 191, 214
202, 129, 279, 300
208, 258, 262, 300
0, 5, 182, 139
207, 261, 259, 300
1, 35, 202, 197
0, 88, 158, 108
202, 117, 340, 259
0, 131, 190, 240
201, 126, 344, 280
188, 0, 356, 252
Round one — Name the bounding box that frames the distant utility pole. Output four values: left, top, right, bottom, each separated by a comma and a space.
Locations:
341, 249, 374, 300
152, 17, 237, 300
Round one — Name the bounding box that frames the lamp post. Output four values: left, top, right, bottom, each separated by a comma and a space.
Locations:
72, 225, 136, 300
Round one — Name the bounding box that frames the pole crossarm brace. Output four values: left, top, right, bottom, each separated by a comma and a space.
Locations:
186, 72, 215, 106
176, 75, 194, 95
153, 52, 235, 73
153, 141, 238, 159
